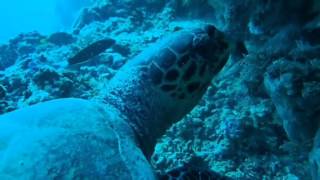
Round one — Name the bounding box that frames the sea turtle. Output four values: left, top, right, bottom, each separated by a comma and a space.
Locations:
0, 24, 239, 179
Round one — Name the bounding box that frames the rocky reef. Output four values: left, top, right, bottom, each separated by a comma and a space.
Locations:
0, 0, 319, 179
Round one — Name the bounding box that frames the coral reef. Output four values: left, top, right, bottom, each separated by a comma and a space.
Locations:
0, 0, 319, 179
264, 58, 320, 143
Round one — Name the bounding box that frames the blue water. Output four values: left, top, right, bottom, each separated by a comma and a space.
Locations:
0, 0, 91, 43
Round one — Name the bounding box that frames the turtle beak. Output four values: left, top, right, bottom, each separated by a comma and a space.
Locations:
203, 24, 226, 41
203, 24, 218, 37
201, 25, 231, 73
206, 24, 248, 59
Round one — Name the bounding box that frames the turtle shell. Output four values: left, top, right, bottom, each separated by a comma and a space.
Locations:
0, 98, 155, 179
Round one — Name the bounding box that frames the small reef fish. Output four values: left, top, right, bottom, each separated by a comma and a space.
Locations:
68, 38, 115, 65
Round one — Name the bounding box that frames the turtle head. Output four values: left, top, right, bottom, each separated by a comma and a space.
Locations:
191, 24, 233, 74
139, 25, 236, 127
103, 25, 239, 158
135, 24, 237, 125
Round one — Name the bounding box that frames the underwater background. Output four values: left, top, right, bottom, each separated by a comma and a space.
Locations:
0, 0, 319, 179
